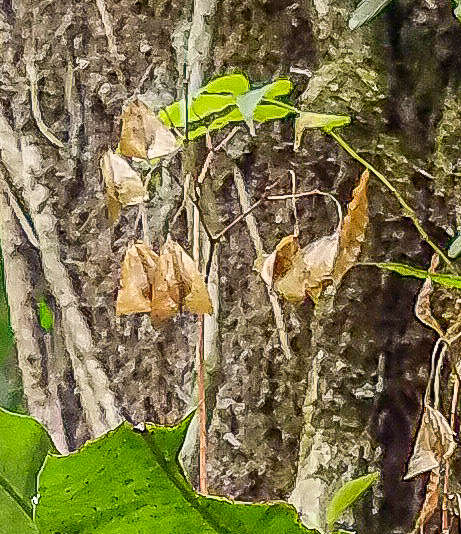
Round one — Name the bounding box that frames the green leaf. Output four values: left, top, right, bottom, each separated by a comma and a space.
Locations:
0, 408, 54, 533
368, 262, 461, 289
38, 297, 53, 333
253, 104, 293, 122
36, 413, 316, 534
201, 74, 250, 96
448, 234, 461, 259
326, 472, 379, 529
294, 112, 351, 150
348, 0, 394, 30
236, 79, 292, 135
455, 1, 461, 22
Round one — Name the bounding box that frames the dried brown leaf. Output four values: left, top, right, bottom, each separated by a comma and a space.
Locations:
332, 169, 369, 284
260, 235, 299, 287
150, 238, 212, 323
116, 243, 157, 316
413, 469, 440, 534
119, 99, 178, 160
274, 232, 340, 303
415, 254, 444, 337
100, 149, 146, 223
405, 406, 456, 480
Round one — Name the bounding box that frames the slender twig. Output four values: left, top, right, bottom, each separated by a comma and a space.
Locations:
328, 130, 455, 272
289, 170, 299, 238
442, 374, 459, 533
26, 62, 66, 149
197, 314, 207, 494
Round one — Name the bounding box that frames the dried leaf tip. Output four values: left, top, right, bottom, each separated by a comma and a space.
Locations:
119, 99, 179, 160
100, 149, 146, 223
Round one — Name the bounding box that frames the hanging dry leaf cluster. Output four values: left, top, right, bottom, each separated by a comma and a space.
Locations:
100, 98, 179, 223
260, 170, 369, 303
116, 238, 212, 324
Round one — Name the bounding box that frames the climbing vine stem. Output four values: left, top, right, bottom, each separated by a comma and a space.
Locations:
327, 129, 456, 273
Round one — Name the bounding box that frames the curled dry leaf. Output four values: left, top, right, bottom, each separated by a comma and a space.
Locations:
100, 149, 146, 223
151, 238, 213, 324
260, 235, 299, 287
116, 243, 158, 316
405, 405, 456, 480
415, 255, 444, 337
332, 169, 369, 285
119, 99, 178, 160
116, 239, 212, 323
412, 469, 440, 534
271, 231, 340, 303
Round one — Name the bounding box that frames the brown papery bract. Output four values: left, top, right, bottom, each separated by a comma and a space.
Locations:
116, 243, 158, 316
119, 99, 178, 160
332, 169, 369, 284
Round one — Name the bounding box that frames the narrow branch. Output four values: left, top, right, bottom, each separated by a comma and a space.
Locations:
197, 314, 207, 495
328, 130, 455, 272
26, 62, 66, 149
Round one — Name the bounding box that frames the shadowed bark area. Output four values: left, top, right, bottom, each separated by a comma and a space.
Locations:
0, 1, 461, 532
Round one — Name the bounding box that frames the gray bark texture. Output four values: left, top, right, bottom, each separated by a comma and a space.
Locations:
1, 0, 461, 532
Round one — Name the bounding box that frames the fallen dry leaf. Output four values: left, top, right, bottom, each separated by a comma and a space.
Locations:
150, 238, 213, 323
260, 235, 299, 287
332, 169, 369, 284
415, 254, 444, 337
412, 469, 440, 534
119, 99, 178, 160
100, 149, 146, 223
405, 405, 456, 480
270, 231, 340, 304
116, 243, 158, 315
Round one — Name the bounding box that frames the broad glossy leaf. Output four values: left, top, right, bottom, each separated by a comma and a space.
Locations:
348, 0, 394, 30
36, 413, 316, 534
369, 262, 461, 289
159, 94, 235, 128
253, 104, 293, 122
201, 74, 250, 96
0, 408, 54, 533
326, 472, 379, 529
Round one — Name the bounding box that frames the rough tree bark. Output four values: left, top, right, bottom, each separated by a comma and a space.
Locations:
0, 1, 460, 533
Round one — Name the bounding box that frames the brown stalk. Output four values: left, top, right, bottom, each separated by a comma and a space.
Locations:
442, 374, 460, 533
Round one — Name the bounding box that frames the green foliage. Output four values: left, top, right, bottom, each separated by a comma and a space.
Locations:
453, 0, 461, 22
0, 410, 317, 533
348, 0, 394, 30
37, 297, 53, 333
326, 472, 379, 530
448, 233, 461, 258
368, 262, 461, 289
158, 74, 295, 140
0, 408, 54, 533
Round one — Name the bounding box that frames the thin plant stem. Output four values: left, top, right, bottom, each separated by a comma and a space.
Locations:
328, 130, 455, 272
197, 314, 207, 494
442, 374, 459, 533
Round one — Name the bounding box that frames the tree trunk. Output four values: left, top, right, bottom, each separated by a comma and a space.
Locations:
1, 0, 460, 532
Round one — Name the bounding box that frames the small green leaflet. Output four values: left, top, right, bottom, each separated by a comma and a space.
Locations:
348, 0, 394, 30
236, 79, 293, 135
368, 262, 461, 289
200, 74, 250, 97
294, 112, 351, 150
326, 472, 379, 529
448, 234, 461, 259
38, 297, 53, 333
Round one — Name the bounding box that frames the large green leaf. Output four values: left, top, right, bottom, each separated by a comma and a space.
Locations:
200, 74, 250, 96
36, 413, 316, 534
236, 79, 293, 134
368, 262, 461, 289
326, 472, 379, 529
0, 408, 54, 533
348, 0, 394, 30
